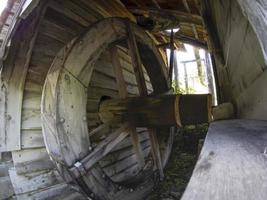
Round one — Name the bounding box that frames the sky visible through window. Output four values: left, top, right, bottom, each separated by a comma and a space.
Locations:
0, 0, 8, 15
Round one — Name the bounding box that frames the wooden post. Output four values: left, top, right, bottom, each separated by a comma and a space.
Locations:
126, 21, 164, 179
204, 51, 215, 104
169, 29, 174, 82
110, 46, 145, 169
173, 52, 179, 90
183, 63, 189, 94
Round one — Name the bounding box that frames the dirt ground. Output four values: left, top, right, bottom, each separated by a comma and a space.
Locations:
146, 124, 208, 200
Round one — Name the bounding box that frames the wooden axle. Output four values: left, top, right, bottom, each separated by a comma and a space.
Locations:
99, 94, 212, 127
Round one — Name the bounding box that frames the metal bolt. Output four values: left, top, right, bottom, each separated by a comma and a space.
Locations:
129, 188, 134, 192
60, 118, 65, 123
89, 146, 93, 151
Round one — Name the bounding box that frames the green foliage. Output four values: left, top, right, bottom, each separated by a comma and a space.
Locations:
172, 82, 196, 94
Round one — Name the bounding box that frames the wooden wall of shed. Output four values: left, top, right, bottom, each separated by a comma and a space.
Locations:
208, 0, 267, 119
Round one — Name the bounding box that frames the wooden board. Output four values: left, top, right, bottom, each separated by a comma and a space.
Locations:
0, 1, 47, 152
182, 119, 267, 200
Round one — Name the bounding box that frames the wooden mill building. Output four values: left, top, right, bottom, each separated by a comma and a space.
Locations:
0, 0, 266, 199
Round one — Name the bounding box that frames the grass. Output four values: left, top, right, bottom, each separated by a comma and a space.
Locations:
146, 124, 209, 200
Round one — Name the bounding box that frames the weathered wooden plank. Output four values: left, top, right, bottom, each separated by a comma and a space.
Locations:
110, 130, 149, 153
100, 139, 150, 168
9, 168, 62, 195
21, 108, 41, 130
39, 19, 75, 44
21, 129, 45, 149
12, 148, 54, 174
0, 176, 14, 199
110, 46, 128, 98
15, 183, 87, 200
90, 71, 139, 95
109, 146, 151, 183
0, 2, 47, 152
70, 123, 130, 178
48, 0, 90, 27
22, 91, 41, 109
127, 22, 147, 96
182, 120, 267, 200
148, 128, 164, 180
110, 46, 145, 169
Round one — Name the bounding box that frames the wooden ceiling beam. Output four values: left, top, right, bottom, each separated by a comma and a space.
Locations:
182, 0, 200, 40
129, 7, 203, 25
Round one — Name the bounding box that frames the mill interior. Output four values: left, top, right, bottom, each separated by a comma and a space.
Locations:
0, 0, 266, 200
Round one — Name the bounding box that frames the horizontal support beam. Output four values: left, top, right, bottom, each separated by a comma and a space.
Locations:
129, 7, 203, 26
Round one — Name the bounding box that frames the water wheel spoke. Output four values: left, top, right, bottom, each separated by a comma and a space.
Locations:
126, 22, 164, 178
110, 45, 145, 169
70, 123, 130, 178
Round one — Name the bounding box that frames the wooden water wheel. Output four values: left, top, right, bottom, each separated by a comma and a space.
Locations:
0, 2, 211, 198
41, 17, 211, 199
41, 17, 174, 200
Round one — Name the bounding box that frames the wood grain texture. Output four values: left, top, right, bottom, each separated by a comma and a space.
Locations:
182, 119, 267, 200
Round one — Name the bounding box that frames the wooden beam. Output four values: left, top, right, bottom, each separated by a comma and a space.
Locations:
110, 46, 145, 169
162, 32, 207, 49
169, 29, 175, 81
99, 94, 212, 127
126, 21, 164, 179
148, 128, 164, 180
126, 22, 148, 96
182, 0, 200, 39
110, 46, 128, 99
129, 7, 203, 26
70, 123, 130, 178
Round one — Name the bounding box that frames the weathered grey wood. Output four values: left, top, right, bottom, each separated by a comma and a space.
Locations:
0, 176, 14, 199
182, 119, 267, 200
12, 148, 54, 174
16, 183, 86, 200
9, 168, 62, 195
110, 46, 145, 169
0, 1, 47, 152
69, 123, 130, 178
39, 17, 172, 199
127, 22, 148, 96
236, 0, 267, 65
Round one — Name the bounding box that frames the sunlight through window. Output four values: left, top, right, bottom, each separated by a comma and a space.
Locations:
0, 0, 8, 15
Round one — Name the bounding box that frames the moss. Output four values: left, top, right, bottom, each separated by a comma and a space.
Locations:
146, 124, 208, 200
